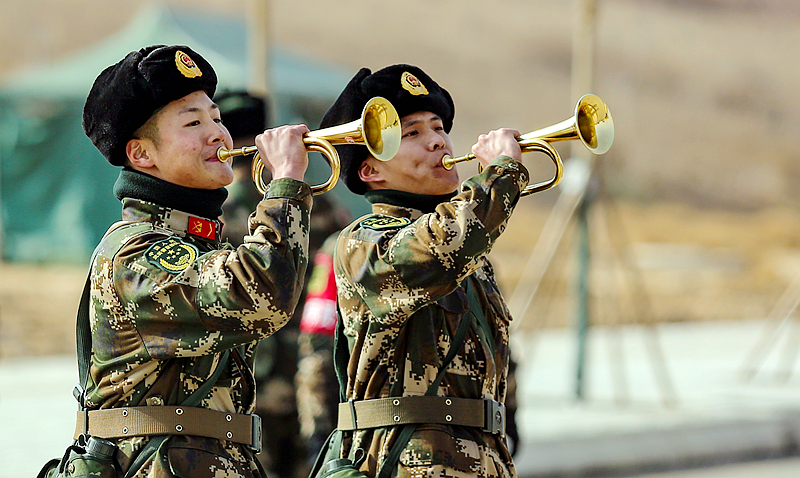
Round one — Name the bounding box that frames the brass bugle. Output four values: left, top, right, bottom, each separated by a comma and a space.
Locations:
442, 94, 614, 196
217, 96, 401, 195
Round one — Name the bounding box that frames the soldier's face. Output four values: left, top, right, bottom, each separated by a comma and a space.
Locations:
359, 111, 459, 195
132, 91, 235, 190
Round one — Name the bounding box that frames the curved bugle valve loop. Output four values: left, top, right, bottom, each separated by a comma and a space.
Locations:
217, 97, 401, 196
516, 139, 563, 196
246, 139, 341, 196
441, 94, 614, 197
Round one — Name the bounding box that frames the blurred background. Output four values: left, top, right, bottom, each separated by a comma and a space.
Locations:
2, 0, 800, 477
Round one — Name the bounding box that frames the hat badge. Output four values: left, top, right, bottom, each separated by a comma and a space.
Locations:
401, 71, 429, 96
175, 50, 203, 79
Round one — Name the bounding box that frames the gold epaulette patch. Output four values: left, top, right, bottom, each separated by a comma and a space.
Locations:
145, 237, 198, 273
359, 216, 411, 230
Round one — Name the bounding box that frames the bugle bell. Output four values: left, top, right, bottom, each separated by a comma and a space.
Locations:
217, 96, 401, 195
442, 94, 614, 196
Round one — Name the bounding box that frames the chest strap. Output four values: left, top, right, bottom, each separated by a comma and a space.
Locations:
336, 396, 506, 435
73, 406, 263, 453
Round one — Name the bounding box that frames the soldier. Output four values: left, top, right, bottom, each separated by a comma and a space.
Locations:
320, 65, 526, 478
215, 90, 303, 478
214, 90, 268, 247
215, 90, 352, 478
79, 45, 312, 477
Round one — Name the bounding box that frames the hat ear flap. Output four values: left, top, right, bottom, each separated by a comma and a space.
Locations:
319, 67, 374, 195
441, 87, 455, 133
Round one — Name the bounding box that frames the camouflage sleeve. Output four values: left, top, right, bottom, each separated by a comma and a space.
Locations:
336, 156, 528, 324
109, 178, 312, 358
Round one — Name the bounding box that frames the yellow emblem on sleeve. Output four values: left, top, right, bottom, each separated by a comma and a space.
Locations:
401, 71, 429, 96
175, 50, 203, 79
359, 216, 411, 230
145, 237, 199, 273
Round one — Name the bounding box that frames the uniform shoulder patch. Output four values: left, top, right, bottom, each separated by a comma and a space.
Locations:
359, 215, 411, 230
144, 237, 198, 273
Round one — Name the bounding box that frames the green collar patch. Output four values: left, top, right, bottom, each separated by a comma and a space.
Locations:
359, 215, 411, 230
145, 237, 199, 273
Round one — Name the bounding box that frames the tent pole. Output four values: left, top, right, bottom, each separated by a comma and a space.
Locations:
571, 0, 596, 401
247, 0, 273, 124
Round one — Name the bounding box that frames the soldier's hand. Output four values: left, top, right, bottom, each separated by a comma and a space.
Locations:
254, 124, 310, 182
471, 128, 522, 169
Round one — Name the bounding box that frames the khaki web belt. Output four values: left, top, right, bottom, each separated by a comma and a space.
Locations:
336, 396, 506, 435
74, 406, 263, 453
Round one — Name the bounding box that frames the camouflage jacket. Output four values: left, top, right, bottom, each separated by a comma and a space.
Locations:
334, 156, 528, 478
86, 178, 311, 478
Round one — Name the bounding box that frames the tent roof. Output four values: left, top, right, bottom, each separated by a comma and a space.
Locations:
0, 3, 352, 101
0, 5, 370, 264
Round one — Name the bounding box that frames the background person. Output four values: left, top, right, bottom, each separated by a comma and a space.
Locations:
216, 89, 307, 478
215, 89, 268, 246
216, 89, 352, 478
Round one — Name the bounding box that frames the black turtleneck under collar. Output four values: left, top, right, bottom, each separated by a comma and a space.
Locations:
113, 167, 228, 219
364, 189, 457, 214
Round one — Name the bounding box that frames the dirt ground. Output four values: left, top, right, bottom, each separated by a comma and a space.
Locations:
1, 0, 800, 358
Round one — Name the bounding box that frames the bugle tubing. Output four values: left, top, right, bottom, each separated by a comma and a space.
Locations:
442, 94, 614, 196
217, 97, 401, 195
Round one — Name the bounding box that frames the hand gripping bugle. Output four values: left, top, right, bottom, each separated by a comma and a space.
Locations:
442, 94, 614, 196
217, 97, 402, 195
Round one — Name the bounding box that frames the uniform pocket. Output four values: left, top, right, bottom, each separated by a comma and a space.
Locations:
397, 425, 480, 474
164, 436, 252, 477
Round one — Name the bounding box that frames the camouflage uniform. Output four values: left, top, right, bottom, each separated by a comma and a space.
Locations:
86, 177, 311, 478
334, 156, 529, 478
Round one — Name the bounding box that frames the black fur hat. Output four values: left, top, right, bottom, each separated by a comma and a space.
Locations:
214, 90, 268, 140
319, 64, 455, 195
83, 45, 217, 166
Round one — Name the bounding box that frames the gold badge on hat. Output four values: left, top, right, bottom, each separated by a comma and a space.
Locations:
175, 50, 202, 79
401, 71, 429, 96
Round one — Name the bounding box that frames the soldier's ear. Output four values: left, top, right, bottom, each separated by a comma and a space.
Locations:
126, 138, 156, 168
358, 158, 384, 184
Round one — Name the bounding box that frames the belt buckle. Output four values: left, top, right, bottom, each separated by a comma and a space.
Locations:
249, 414, 263, 454
483, 399, 506, 435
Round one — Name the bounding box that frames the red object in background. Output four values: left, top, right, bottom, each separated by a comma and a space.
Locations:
299, 251, 338, 336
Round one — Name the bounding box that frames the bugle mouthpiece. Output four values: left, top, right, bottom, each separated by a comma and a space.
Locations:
441, 153, 475, 170
217, 145, 259, 163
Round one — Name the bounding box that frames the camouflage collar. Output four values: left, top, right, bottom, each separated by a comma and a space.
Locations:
121, 198, 223, 242
370, 202, 421, 221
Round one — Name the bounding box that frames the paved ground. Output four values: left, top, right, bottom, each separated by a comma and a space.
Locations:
626, 456, 800, 478
512, 318, 800, 477
3, 318, 800, 478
